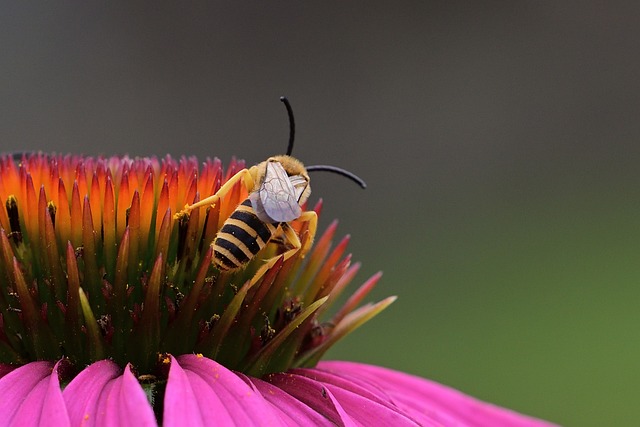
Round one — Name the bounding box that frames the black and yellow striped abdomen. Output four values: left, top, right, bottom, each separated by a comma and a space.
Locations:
213, 198, 279, 271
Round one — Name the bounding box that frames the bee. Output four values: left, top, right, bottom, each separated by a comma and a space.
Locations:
178, 97, 365, 273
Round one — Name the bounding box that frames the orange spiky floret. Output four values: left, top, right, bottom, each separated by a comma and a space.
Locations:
0, 153, 389, 377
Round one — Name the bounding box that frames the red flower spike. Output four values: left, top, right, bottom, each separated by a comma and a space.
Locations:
323, 262, 361, 315
89, 173, 102, 236
243, 255, 285, 328
307, 234, 351, 302
103, 174, 117, 277
41, 186, 64, 301
0, 229, 16, 284
116, 172, 130, 242
154, 209, 172, 264
242, 297, 328, 377
82, 195, 100, 293
75, 162, 88, 204
139, 172, 155, 256
128, 191, 142, 283
111, 227, 131, 363
78, 288, 105, 361
200, 201, 220, 251
69, 181, 83, 249
155, 180, 170, 243
65, 242, 84, 363
24, 173, 39, 249
13, 257, 57, 359
164, 246, 214, 354
183, 170, 198, 212
333, 271, 384, 326
201, 278, 253, 361
294, 219, 338, 297
314, 254, 352, 313
55, 179, 71, 251
135, 254, 163, 372
0, 196, 10, 235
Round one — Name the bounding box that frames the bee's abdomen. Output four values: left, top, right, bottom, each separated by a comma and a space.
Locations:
213, 198, 277, 271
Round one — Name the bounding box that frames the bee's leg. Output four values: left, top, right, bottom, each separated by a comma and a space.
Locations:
175, 169, 255, 218
290, 211, 318, 256
250, 211, 318, 285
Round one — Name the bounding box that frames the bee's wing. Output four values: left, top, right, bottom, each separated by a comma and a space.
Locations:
258, 160, 302, 223
288, 174, 309, 202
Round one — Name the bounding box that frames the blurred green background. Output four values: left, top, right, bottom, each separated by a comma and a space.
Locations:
2, 2, 640, 425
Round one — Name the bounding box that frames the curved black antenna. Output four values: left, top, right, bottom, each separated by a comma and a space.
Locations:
280, 96, 296, 156
278, 97, 365, 189
306, 165, 367, 189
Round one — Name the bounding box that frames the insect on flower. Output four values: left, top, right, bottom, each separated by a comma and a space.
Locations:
177, 97, 366, 272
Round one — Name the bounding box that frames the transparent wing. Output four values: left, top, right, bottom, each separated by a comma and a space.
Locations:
258, 160, 302, 223
249, 191, 271, 223
288, 174, 309, 202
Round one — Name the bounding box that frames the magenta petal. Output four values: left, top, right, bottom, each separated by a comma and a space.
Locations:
263, 372, 359, 426
267, 371, 421, 426
163, 355, 206, 426
317, 361, 557, 427
63, 359, 155, 427
37, 361, 71, 427
0, 360, 70, 426
238, 373, 335, 426
63, 359, 120, 424
164, 355, 282, 426
93, 364, 156, 427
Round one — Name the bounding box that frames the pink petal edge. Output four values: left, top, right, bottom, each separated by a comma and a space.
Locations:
238, 373, 334, 427
63, 359, 155, 426
267, 370, 426, 426
95, 363, 156, 427
317, 361, 558, 427
38, 361, 71, 427
164, 354, 284, 427
0, 360, 69, 426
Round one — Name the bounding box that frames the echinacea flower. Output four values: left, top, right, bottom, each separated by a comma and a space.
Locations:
0, 153, 556, 426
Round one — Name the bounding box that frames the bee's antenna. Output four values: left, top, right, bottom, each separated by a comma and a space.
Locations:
306, 165, 367, 189
279, 97, 365, 189
280, 96, 296, 156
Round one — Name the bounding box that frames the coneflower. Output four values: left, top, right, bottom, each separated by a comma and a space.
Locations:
0, 153, 555, 426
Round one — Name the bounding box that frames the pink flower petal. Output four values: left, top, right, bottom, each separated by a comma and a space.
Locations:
0, 361, 52, 420
0, 360, 69, 426
238, 373, 337, 426
37, 361, 71, 427
317, 361, 558, 427
163, 355, 207, 427
63, 359, 120, 424
94, 364, 156, 427
267, 371, 421, 426
265, 372, 361, 426
164, 354, 282, 427
63, 360, 155, 426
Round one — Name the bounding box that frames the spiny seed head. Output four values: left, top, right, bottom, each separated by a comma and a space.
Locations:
0, 153, 391, 378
